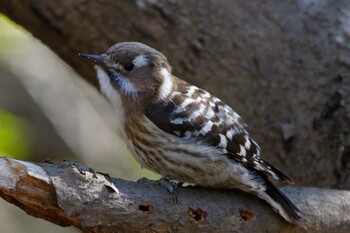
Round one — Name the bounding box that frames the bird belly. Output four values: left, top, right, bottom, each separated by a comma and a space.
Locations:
132, 141, 258, 190
133, 139, 258, 191
127, 118, 260, 191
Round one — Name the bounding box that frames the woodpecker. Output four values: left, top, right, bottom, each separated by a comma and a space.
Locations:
79, 42, 303, 226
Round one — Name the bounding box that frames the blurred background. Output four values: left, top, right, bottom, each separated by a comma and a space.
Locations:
0, 14, 159, 233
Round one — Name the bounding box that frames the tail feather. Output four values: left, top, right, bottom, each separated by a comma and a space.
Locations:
264, 160, 294, 185
259, 179, 305, 228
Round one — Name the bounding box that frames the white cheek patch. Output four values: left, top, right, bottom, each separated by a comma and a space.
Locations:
95, 66, 138, 99
95, 66, 125, 122
158, 68, 173, 100
133, 54, 149, 67
95, 66, 120, 105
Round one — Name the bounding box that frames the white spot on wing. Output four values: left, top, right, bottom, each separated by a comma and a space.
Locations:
254, 163, 264, 170
133, 54, 148, 67
188, 103, 206, 120
170, 118, 184, 125
201, 91, 211, 99
158, 68, 173, 100
171, 102, 206, 124
212, 97, 220, 103
174, 98, 193, 113
205, 107, 215, 119
219, 134, 227, 148
226, 129, 234, 140
186, 86, 198, 97
232, 112, 240, 122
200, 121, 213, 135
238, 145, 246, 157
244, 136, 251, 149
251, 139, 261, 151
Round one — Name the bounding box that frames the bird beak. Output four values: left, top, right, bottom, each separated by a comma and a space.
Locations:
78, 53, 105, 64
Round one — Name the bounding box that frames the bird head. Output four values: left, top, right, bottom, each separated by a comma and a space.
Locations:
79, 42, 173, 106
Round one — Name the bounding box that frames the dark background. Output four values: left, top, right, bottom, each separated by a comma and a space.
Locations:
0, 0, 349, 232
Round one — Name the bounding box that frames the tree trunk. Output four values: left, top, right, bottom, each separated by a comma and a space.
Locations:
0, 0, 349, 189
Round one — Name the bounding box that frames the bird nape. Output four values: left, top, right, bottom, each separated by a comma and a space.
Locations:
79, 41, 305, 228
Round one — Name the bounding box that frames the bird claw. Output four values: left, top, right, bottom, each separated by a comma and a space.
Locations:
158, 177, 183, 194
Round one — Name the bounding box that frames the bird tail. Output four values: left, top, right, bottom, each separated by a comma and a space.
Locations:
258, 179, 305, 228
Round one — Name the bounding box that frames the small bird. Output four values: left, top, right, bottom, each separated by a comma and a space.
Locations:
79, 42, 303, 226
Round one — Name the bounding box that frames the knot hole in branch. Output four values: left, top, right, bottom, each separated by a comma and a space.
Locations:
139, 200, 153, 212
188, 207, 207, 223
239, 209, 256, 221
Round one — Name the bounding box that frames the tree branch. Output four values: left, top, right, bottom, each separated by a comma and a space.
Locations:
0, 157, 349, 232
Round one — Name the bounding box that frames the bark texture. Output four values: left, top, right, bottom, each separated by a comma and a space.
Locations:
0, 157, 349, 233
0, 0, 349, 189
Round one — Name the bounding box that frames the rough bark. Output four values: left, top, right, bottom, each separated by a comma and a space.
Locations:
0, 0, 349, 188
0, 157, 349, 233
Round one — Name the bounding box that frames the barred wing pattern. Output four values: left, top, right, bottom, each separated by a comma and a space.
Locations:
144, 78, 293, 184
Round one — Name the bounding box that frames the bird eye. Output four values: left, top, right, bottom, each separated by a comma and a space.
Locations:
124, 63, 135, 71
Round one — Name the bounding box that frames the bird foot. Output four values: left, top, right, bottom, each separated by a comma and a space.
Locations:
158, 177, 183, 194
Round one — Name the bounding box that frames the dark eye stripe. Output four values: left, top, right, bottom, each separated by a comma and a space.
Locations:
106, 69, 121, 88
